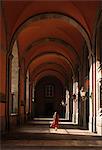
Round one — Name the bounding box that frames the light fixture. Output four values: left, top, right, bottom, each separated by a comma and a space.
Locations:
61, 100, 67, 107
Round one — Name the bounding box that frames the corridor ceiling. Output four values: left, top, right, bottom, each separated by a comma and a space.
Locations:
1, 1, 101, 86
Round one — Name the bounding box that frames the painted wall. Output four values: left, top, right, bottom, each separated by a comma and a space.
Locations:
0, 51, 6, 132
0, 12, 7, 132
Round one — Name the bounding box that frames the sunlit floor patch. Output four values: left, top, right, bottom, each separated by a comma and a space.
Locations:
49, 128, 68, 134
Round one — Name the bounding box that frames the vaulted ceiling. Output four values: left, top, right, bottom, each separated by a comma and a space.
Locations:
1, 1, 101, 86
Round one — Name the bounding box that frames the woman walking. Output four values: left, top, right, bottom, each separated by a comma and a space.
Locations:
50, 112, 59, 130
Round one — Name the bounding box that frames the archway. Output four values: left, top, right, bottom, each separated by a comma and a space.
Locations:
32, 76, 65, 118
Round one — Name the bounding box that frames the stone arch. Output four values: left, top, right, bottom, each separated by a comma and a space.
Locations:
9, 13, 91, 55
31, 69, 66, 87
20, 37, 80, 64
30, 62, 68, 80
26, 52, 74, 75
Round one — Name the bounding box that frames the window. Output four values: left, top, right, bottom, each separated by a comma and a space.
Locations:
45, 85, 54, 97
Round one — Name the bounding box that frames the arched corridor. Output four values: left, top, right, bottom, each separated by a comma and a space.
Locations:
0, 1, 102, 149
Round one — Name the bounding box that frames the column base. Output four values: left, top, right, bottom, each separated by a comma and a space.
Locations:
65, 112, 69, 120
89, 115, 93, 132
72, 113, 78, 124
72, 114, 76, 123
93, 116, 97, 133
76, 112, 78, 124
96, 108, 102, 136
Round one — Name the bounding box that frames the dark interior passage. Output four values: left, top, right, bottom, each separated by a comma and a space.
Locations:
32, 76, 65, 118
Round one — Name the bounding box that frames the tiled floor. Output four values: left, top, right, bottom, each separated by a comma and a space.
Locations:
1, 123, 102, 150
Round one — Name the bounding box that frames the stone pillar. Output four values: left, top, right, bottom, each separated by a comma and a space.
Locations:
78, 68, 81, 126
26, 71, 29, 115
27, 81, 31, 120
72, 76, 78, 124
8, 54, 13, 115
6, 53, 13, 129
72, 77, 76, 123
31, 83, 35, 117
19, 58, 25, 124
96, 79, 102, 135
32, 83, 35, 102
17, 66, 20, 126
80, 87, 88, 128
95, 17, 102, 135
76, 83, 78, 124
65, 88, 69, 120
10, 42, 19, 115
83, 98, 87, 128
96, 72, 102, 135
89, 53, 97, 133
89, 54, 94, 132
93, 56, 97, 133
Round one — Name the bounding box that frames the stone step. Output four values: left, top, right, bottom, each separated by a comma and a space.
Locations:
33, 117, 70, 121
32, 118, 72, 124
27, 118, 78, 129
33, 117, 69, 120
30, 121, 73, 125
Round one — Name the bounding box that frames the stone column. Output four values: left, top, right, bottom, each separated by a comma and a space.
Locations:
32, 83, 35, 102
31, 83, 35, 117
83, 98, 87, 128
96, 65, 102, 135
26, 71, 29, 115
65, 88, 69, 120
19, 58, 26, 124
8, 54, 13, 115
76, 82, 78, 124
17, 66, 20, 126
29, 83, 32, 116
72, 77, 76, 123
6, 53, 13, 129
89, 53, 97, 133
95, 18, 102, 135
72, 76, 78, 124
93, 56, 97, 133
78, 68, 81, 126
89, 54, 94, 132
